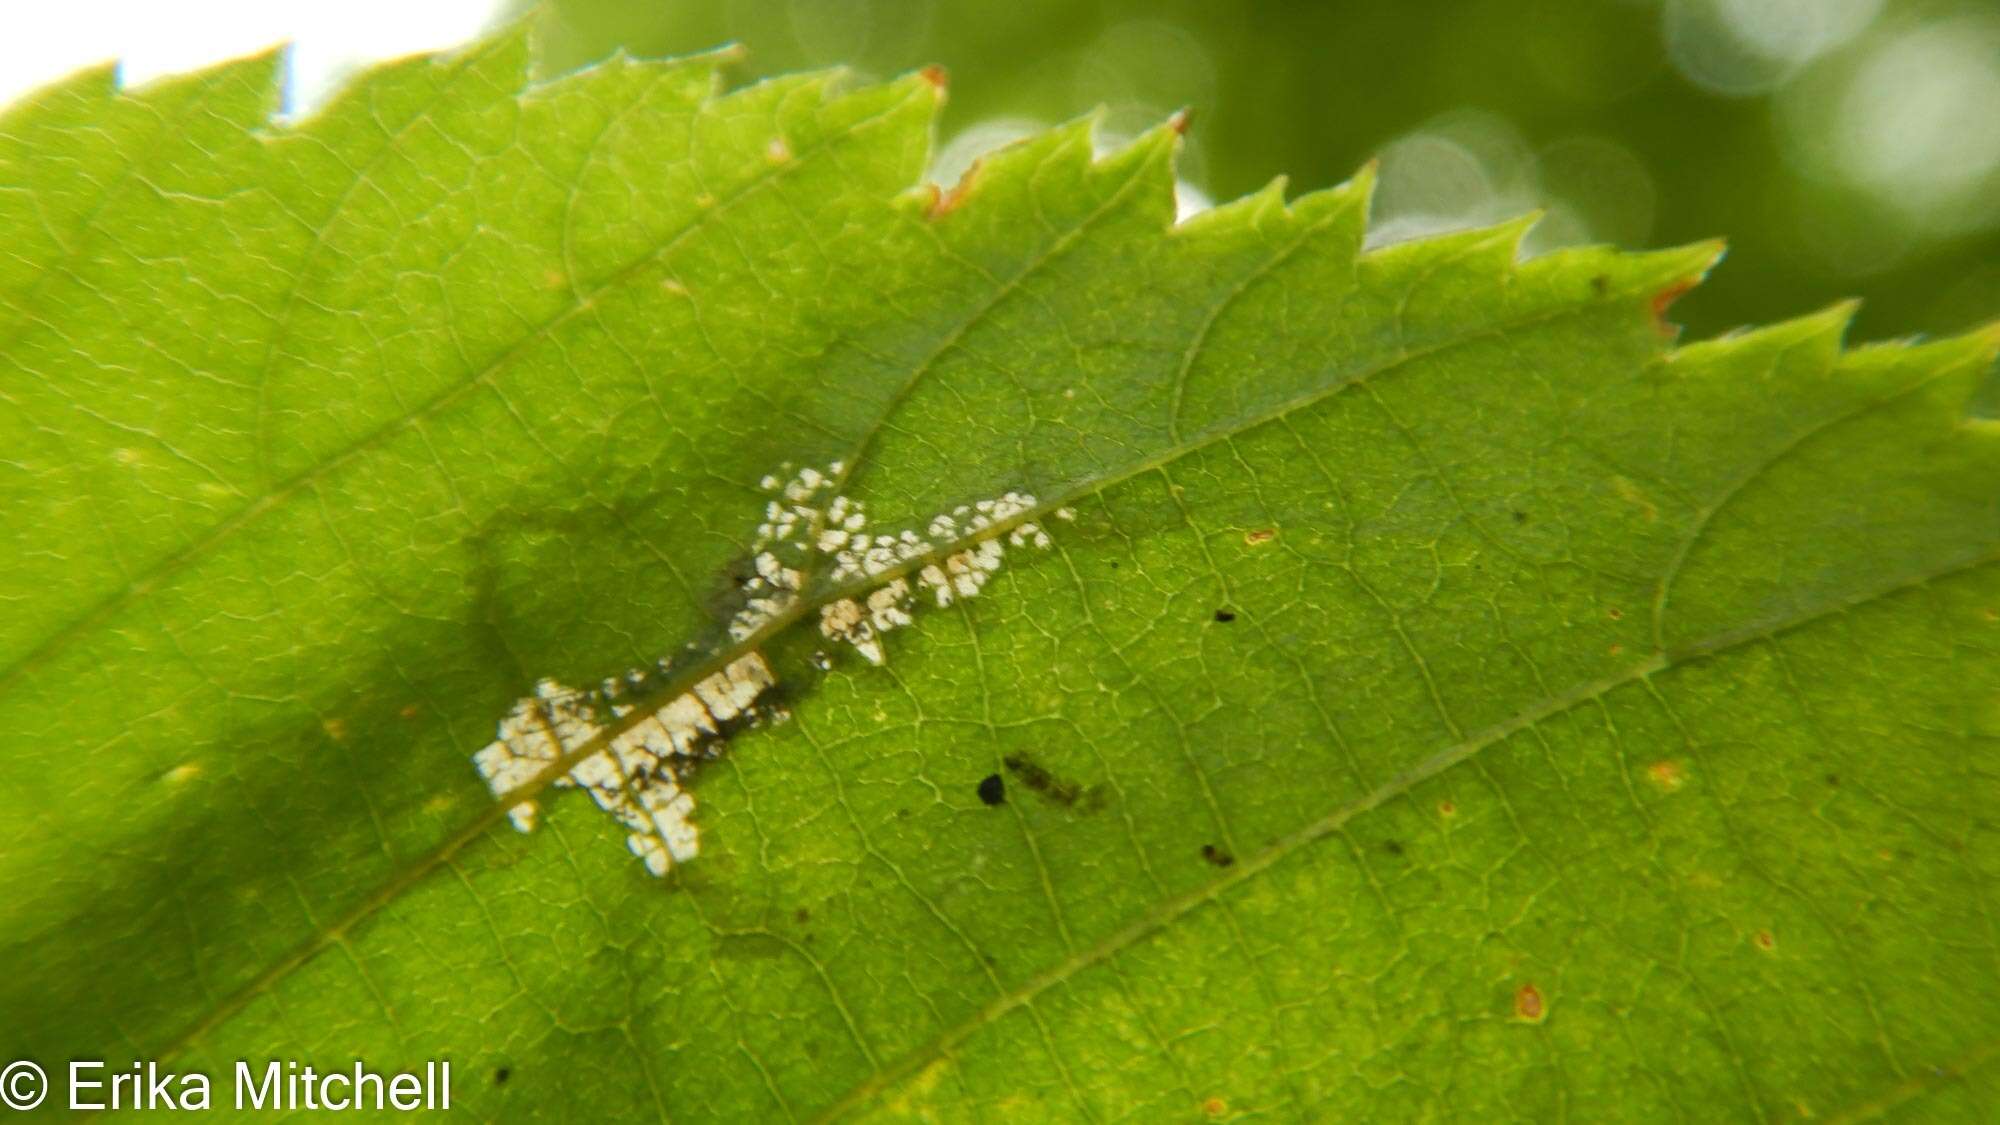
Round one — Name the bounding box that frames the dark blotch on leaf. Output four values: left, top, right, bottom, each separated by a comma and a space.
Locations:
1384, 839, 1405, 856
977, 774, 1006, 806
715, 933, 787, 961
1512, 510, 1529, 525
494, 1067, 510, 1086
1213, 609, 1236, 623
1201, 844, 1235, 868
1003, 753, 1105, 812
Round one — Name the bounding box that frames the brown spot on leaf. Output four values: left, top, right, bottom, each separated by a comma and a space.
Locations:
1649, 278, 1698, 336
1646, 759, 1686, 791
321, 717, 348, 742
1608, 643, 1625, 656
1610, 475, 1660, 521
1438, 799, 1457, 818
929, 161, 982, 219
715, 933, 786, 961
1754, 929, 1776, 952
1606, 607, 1623, 620
1170, 108, 1194, 136
1243, 528, 1276, 545
918, 64, 949, 91
1201, 1096, 1227, 1117
1514, 983, 1546, 1022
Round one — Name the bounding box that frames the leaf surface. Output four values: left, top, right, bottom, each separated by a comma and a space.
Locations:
3, 32, 1998, 1122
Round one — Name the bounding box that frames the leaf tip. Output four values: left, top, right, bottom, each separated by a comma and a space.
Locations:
1494, 209, 1544, 260
1337, 159, 1379, 219
1800, 297, 1864, 347
1687, 237, 1729, 275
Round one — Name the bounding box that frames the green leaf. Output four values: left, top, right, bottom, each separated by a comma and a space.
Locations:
4, 30, 1998, 1121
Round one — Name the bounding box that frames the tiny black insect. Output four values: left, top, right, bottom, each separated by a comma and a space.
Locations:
977, 773, 1006, 806
1212, 609, 1236, 623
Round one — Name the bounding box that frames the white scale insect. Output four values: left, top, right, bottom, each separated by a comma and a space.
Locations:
470, 463, 1073, 876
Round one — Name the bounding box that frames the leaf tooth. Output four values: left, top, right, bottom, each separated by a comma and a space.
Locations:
1295, 158, 1376, 224
1287, 161, 1373, 245
1836, 322, 2000, 427
1516, 238, 1725, 315
918, 114, 1120, 225
1667, 299, 1858, 372
1493, 209, 1547, 266
1359, 212, 1541, 312
0, 61, 115, 126
528, 36, 742, 110
1175, 174, 1286, 233
124, 44, 287, 124
1087, 112, 1180, 186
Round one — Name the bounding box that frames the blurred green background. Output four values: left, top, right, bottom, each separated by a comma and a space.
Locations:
517, 0, 1999, 341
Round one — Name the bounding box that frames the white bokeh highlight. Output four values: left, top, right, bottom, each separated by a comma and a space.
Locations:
1828, 17, 2000, 231
0, 0, 503, 113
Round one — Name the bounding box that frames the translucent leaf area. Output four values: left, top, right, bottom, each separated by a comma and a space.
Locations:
2, 30, 1997, 1121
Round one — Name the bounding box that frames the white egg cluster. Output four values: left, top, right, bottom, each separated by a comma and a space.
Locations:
769, 464, 1070, 665
471, 463, 1074, 876
470, 653, 777, 877
725, 463, 845, 642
